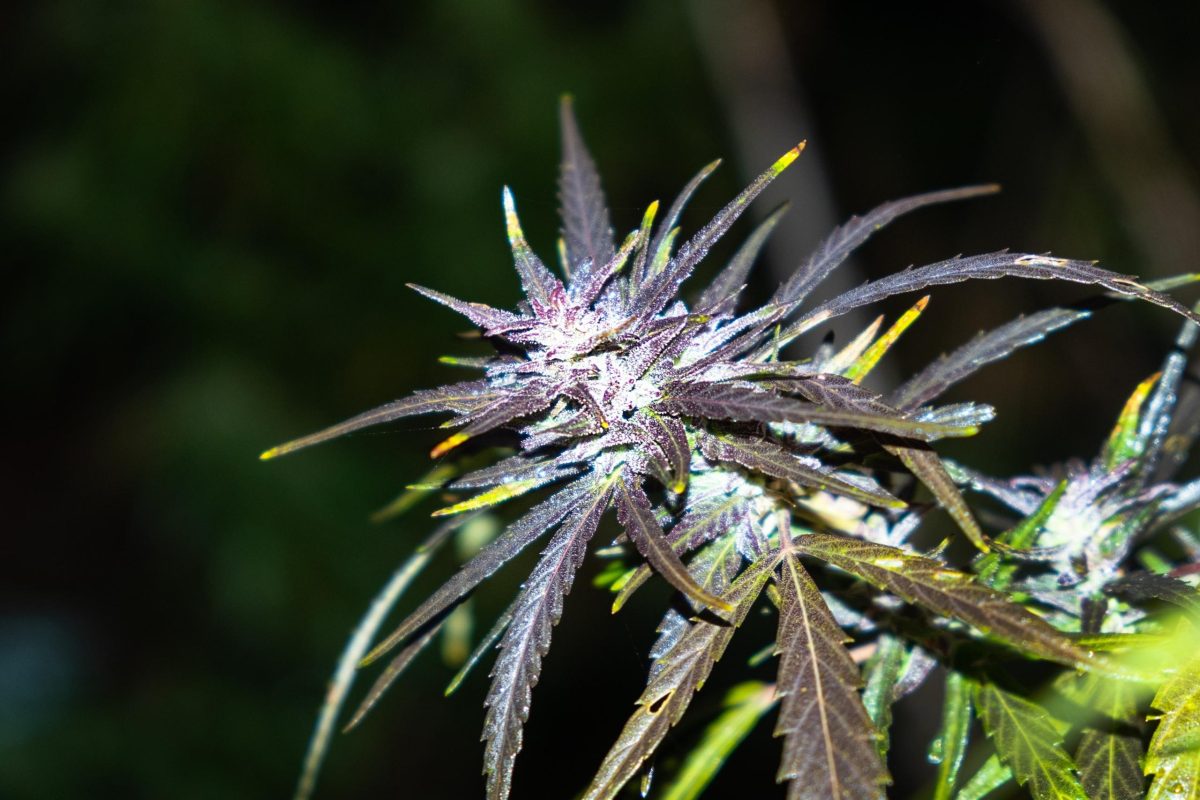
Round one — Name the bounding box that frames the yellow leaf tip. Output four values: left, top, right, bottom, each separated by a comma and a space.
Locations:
772, 142, 805, 175
430, 432, 470, 459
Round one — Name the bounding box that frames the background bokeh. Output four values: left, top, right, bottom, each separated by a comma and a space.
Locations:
5, 1, 1200, 798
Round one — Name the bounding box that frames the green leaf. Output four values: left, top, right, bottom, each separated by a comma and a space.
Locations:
792, 532, 1096, 671
659, 682, 777, 800
955, 755, 1012, 800
973, 680, 1088, 800
932, 670, 974, 800
861, 634, 909, 761
773, 552, 889, 800
582, 557, 775, 800
1146, 652, 1200, 800
445, 600, 513, 696
1075, 677, 1145, 800
976, 480, 1067, 590
1102, 372, 1160, 470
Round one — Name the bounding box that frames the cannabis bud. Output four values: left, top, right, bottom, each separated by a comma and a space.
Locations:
269, 98, 1200, 800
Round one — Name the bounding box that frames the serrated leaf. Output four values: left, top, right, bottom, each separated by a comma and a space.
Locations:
659, 681, 777, 800
955, 755, 1013, 800
890, 443, 990, 552
697, 430, 904, 509
482, 476, 614, 800
645, 159, 722, 285
1103, 572, 1200, 623
612, 495, 747, 612
773, 185, 1000, 306
695, 201, 789, 312
343, 617, 446, 733
773, 552, 889, 800
293, 521, 457, 800
582, 557, 775, 800
261, 380, 498, 460
844, 295, 929, 384
359, 478, 592, 667
659, 382, 977, 440
1145, 651, 1200, 800
932, 670, 974, 800
775, 372, 898, 417
892, 307, 1092, 411
634, 143, 804, 321
647, 534, 745, 683
777, 252, 1200, 354
791, 533, 1096, 671
861, 634, 908, 761
446, 600, 515, 696
613, 474, 733, 613
1074, 677, 1145, 800
974, 680, 1088, 800
558, 96, 615, 273
408, 283, 534, 334
502, 186, 564, 310
450, 379, 560, 443
1103, 372, 1161, 470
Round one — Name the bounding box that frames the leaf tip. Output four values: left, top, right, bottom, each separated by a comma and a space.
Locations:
431, 432, 470, 459
771, 141, 806, 175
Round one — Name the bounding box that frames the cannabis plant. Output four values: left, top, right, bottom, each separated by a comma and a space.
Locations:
265, 99, 1200, 800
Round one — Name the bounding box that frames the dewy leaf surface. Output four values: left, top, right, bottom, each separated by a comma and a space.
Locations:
482, 477, 614, 800
773, 552, 888, 800
582, 557, 775, 800
973, 680, 1088, 800
791, 533, 1094, 670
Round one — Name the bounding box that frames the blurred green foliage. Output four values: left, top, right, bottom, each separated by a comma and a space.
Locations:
3, 1, 1197, 798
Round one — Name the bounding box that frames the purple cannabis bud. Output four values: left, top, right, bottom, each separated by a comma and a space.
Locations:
272, 98, 1200, 800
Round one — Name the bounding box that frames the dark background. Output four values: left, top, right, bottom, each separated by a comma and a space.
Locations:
4, 1, 1200, 798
